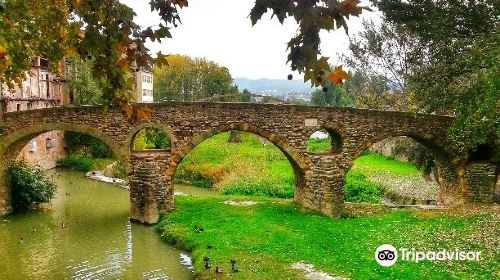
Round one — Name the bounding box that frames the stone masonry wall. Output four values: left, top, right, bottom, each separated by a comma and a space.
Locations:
465, 162, 497, 203
0, 103, 480, 223
129, 152, 172, 224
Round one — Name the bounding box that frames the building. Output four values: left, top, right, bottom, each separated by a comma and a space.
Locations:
0, 57, 67, 169
133, 66, 154, 103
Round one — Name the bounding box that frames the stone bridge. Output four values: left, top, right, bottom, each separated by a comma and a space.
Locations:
0, 103, 496, 223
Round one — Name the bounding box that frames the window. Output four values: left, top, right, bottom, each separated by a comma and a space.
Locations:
16, 104, 21, 111
40, 58, 49, 69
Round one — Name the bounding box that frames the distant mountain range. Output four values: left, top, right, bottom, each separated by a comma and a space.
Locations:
234, 78, 313, 96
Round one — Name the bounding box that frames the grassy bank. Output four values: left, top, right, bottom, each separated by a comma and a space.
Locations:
56, 155, 126, 178
175, 132, 433, 202
157, 196, 499, 279
175, 132, 294, 198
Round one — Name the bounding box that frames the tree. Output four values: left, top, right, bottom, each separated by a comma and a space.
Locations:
344, 19, 423, 93
0, 0, 183, 119
241, 88, 251, 103
311, 81, 353, 107
374, 0, 499, 152
153, 54, 236, 102
1, 0, 369, 115
65, 57, 103, 105
342, 18, 424, 111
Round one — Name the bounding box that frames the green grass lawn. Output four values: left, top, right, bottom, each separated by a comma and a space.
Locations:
307, 137, 332, 153
351, 153, 421, 177
157, 196, 499, 280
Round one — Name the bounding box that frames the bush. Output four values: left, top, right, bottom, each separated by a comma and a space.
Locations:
57, 155, 96, 171
344, 171, 383, 204
133, 127, 170, 150
221, 180, 294, 199
174, 168, 216, 188
64, 131, 113, 158
8, 162, 57, 212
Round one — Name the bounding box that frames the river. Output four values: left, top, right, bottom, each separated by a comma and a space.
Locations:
0, 169, 194, 280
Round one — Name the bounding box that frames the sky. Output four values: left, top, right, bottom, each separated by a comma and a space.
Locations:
119, 0, 380, 80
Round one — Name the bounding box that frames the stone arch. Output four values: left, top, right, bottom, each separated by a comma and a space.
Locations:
124, 122, 176, 152
307, 127, 343, 154
164, 123, 308, 201
167, 124, 306, 174
0, 122, 126, 161
0, 122, 126, 215
346, 132, 464, 205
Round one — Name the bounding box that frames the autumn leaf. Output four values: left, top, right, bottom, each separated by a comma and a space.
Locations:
116, 58, 128, 69
0, 50, 6, 61
155, 52, 169, 67
136, 106, 152, 121
172, 0, 189, 8
327, 65, 349, 85
339, 0, 363, 17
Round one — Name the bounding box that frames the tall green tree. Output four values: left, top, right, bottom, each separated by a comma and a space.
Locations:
311, 81, 353, 107
374, 0, 499, 152
342, 18, 424, 111
65, 57, 103, 105
153, 55, 236, 102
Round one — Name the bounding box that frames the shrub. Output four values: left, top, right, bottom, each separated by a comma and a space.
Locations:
64, 131, 113, 158
57, 155, 96, 171
8, 162, 57, 212
133, 127, 170, 150
221, 180, 294, 199
344, 171, 383, 204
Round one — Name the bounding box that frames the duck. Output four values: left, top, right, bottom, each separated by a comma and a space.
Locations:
215, 267, 223, 275
230, 259, 239, 273
203, 257, 211, 269
194, 225, 204, 233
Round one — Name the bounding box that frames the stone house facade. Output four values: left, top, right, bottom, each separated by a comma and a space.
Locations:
0, 57, 67, 169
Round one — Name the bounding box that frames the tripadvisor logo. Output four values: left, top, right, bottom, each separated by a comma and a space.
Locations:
375, 244, 481, 267
375, 244, 398, 266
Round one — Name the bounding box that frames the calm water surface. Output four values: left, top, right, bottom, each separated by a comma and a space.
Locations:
0, 169, 193, 280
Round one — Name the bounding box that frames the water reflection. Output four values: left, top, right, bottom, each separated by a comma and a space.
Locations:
0, 170, 192, 280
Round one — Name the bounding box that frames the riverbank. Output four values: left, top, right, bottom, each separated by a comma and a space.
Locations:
157, 195, 499, 279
